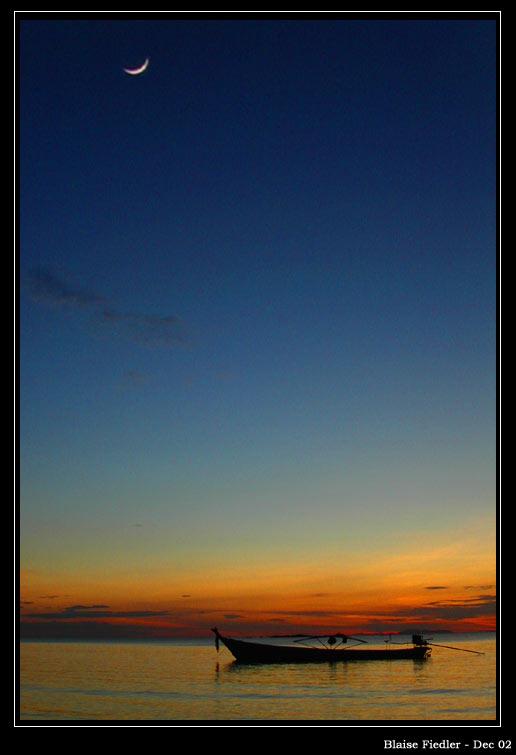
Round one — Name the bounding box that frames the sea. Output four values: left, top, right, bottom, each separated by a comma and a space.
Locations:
19, 632, 496, 723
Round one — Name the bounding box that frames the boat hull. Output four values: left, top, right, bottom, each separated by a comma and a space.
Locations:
217, 634, 431, 664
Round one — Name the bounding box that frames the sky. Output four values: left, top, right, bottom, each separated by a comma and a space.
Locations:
19, 17, 497, 638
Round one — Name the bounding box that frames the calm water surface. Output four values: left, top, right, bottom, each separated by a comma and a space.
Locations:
20, 633, 496, 721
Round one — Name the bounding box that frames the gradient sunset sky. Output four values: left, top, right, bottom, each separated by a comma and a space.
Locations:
20, 17, 497, 637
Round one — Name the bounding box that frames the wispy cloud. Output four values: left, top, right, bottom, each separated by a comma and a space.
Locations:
98, 308, 185, 348
121, 370, 150, 389
28, 267, 186, 349
29, 268, 105, 308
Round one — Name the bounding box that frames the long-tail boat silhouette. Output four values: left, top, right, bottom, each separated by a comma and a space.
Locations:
211, 627, 434, 663
211, 627, 485, 663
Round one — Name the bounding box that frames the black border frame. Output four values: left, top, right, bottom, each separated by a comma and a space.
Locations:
13, 9, 503, 740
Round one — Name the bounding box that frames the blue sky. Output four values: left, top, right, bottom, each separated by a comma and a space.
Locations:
20, 18, 497, 627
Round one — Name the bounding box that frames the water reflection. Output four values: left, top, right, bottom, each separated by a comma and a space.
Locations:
412, 658, 432, 675
222, 657, 432, 674
20, 637, 496, 721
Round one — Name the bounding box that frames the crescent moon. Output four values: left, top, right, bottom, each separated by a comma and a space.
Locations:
123, 58, 150, 76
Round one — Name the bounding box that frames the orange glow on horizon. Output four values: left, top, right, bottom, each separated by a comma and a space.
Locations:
20, 518, 496, 637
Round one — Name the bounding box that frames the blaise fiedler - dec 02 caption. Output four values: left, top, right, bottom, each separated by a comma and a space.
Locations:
384, 742, 512, 751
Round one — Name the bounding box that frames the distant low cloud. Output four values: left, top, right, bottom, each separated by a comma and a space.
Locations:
65, 604, 110, 611
424, 594, 495, 608
425, 586, 449, 590
266, 610, 342, 618
26, 607, 170, 620
203, 598, 497, 627
394, 594, 497, 622
28, 267, 186, 349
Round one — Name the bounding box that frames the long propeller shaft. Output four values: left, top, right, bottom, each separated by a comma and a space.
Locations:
428, 642, 484, 655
